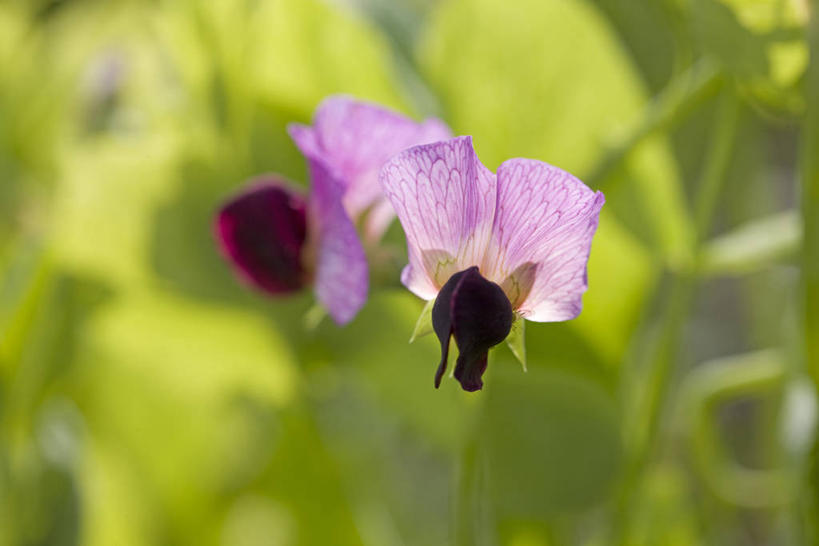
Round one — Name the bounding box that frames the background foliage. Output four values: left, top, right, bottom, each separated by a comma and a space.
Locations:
0, 0, 816, 545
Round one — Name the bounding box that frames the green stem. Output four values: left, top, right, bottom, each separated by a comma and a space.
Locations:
587, 59, 724, 188
802, 0, 819, 400
639, 89, 739, 460
693, 92, 741, 244
455, 430, 479, 546
454, 398, 493, 546
615, 86, 739, 544
801, 0, 819, 541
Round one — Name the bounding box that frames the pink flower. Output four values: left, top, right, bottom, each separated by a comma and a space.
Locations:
215, 96, 451, 324
380, 136, 604, 391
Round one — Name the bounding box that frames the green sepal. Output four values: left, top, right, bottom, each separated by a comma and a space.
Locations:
409, 298, 435, 343
303, 303, 327, 331
506, 316, 527, 371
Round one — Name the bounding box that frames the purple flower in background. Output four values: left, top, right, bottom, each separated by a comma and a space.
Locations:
288, 96, 451, 242
215, 96, 451, 324
380, 136, 604, 391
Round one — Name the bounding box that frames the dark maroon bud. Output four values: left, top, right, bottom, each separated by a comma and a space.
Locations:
432, 266, 514, 392
215, 180, 308, 294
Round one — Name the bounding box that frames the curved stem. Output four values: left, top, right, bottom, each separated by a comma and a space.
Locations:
587, 59, 723, 189
615, 85, 739, 544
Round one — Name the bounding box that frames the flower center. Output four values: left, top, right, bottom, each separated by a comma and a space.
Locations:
431, 266, 514, 392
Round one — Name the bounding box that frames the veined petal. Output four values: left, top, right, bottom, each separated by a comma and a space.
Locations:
308, 159, 368, 325
289, 96, 451, 238
381, 136, 496, 299
483, 159, 604, 321
215, 179, 307, 294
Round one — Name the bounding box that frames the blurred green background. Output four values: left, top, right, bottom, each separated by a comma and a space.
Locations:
1, 0, 817, 544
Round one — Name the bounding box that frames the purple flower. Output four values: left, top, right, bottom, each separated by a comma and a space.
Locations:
215, 96, 451, 324
380, 136, 604, 391
215, 177, 308, 294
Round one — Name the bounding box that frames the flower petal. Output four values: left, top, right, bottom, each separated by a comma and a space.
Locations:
215, 179, 307, 294
289, 96, 451, 236
483, 159, 604, 321
381, 136, 497, 300
308, 159, 369, 325
432, 266, 513, 392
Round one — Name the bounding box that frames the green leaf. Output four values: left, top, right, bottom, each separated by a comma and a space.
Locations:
408, 298, 435, 343
485, 366, 621, 516
505, 316, 526, 371
693, 0, 770, 79
698, 210, 800, 276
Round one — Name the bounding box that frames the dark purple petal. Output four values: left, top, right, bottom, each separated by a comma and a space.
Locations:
308, 160, 369, 325
215, 179, 307, 294
432, 267, 514, 392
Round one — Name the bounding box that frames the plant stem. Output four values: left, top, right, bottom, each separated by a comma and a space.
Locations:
587, 59, 724, 189
454, 398, 493, 546
801, 0, 819, 541
802, 0, 819, 402
615, 86, 739, 544
640, 88, 739, 461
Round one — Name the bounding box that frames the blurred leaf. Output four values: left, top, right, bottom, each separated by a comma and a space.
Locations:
692, 0, 770, 79
485, 364, 621, 517
719, 0, 808, 30
699, 209, 800, 275
149, 154, 255, 303
309, 290, 470, 453
0, 239, 51, 377
691, 0, 808, 114
0, 234, 111, 546
310, 371, 453, 546
155, 0, 412, 137
248, 0, 409, 114
572, 214, 655, 363
79, 437, 162, 546
624, 464, 703, 546
590, 0, 679, 91
74, 288, 299, 544
51, 136, 183, 289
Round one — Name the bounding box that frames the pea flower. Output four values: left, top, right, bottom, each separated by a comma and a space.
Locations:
380, 136, 604, 391
215, 96, 451, 324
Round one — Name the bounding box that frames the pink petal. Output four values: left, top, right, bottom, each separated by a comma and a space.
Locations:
483, 159, 604, 321
380, 136, 497, 300
307, 159, 369, 325
289, 96, 451, 239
